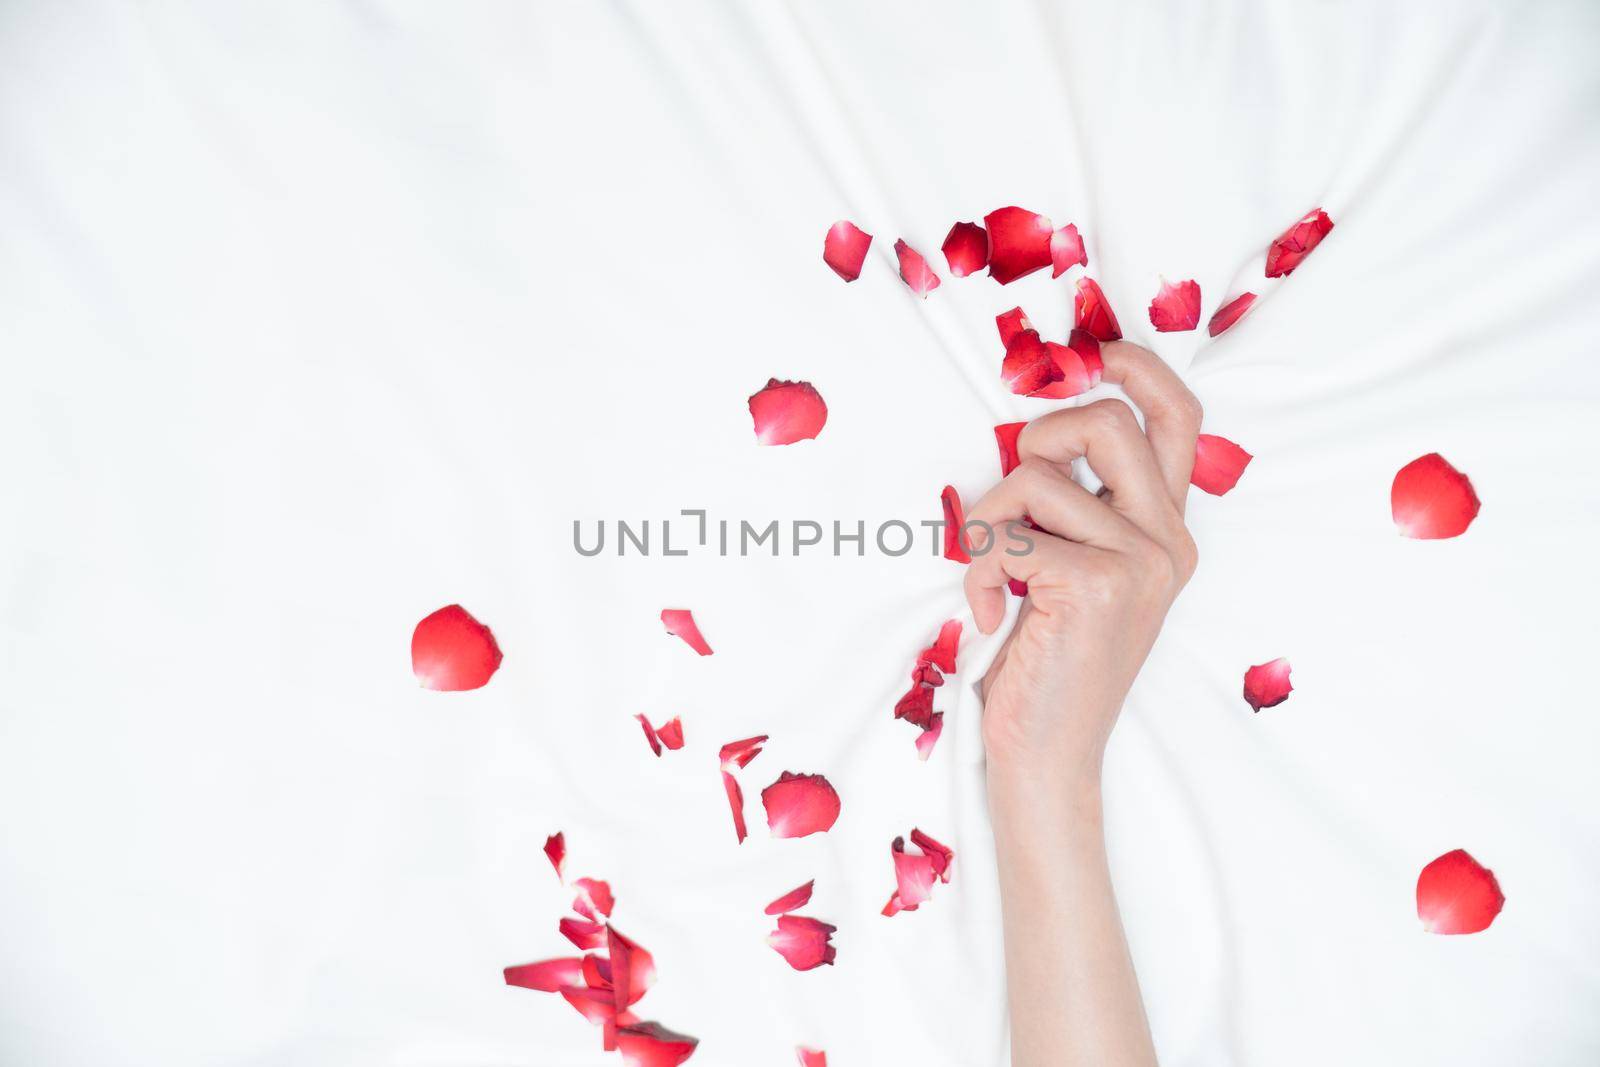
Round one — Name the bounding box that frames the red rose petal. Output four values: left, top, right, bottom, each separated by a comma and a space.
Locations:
1049, 223, 1087, 277
917, 619, 963, 674
562, 986, 620, 1026
910, 828, 955, 882
797, 1049, 828, 1067
894, 239, 941, 298
995, 422, 1027, 477
915, 714, 944, 761
719, 735, 768, 844
1074, 277, 1122, 342
607, 925, 657, 1009
616, 1022, 700, 1067
721, 771, 749, 844
1191, 434, 1253, 496
412, 604, 503, 692
749, 379, 828, 447
660, 609, 714, 656
636, 714, 663, 757
767, 914, 838, 971
1068, 328, 1103, 386
764, 880, 816, 916
1008, 578, 1029, 597
1000, 329, 1066, 396
655, 717, 684, 750
940, 485, 971, 564
941, 222, 989, 278
892, 838, 937, 908
762, 772, 841, 839
560, 917, 608, 951
985, 206, 1054, 284
503, 957, 583, 992
1242, 658, 1293, 712
582, 953, 613, 990
822, 220, 872, 282
572, 878, 614, 922
544, 832, 566, 882
1265, 208, 1334, 278
1392, 453, 1480, 540
1207, 292, 1257, 337
882, 892, 907, 917
995, 306, 1034, 348
1148, 278, 1201, 333
1417, 849, 1505, 935
1027, 340, 1093, 400
893, 680, 936, 730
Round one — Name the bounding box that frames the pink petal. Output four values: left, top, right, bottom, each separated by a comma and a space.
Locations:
561, 986, 620, 1026
796, 1049, 828, 1067
767, 914, 838, 971
995, 306, 1034, 348
1074, 277, 1122, 342
984, 206, 1054, 285
1392, 453, 1480, 540
917, 619, 963, 674
1242, 658, 1293, 712
616, 1022, 701, 1067
1000, 329, 1066, 396
762, 772, 841, 839
941, 484, 971, 564
749, 379, 828, 447
572, 878, 615, 922
1265, 208, 1334, 278
1417, 849, 1505, 935
544, 832, 566, 882
910, 828, 955, 882
1067, 328, 1103, 385
764, 880, 816, 916
995, 421, 1027, 477
1148, 278, 1201, 332
655, 717, 684, 750
411, 604, 503, 692
560, 917, 607, 951
941, 222, 989, 278
721, 770, 750, 844
894, 239, 942, 298
892, 838, 937, 908
1191, 434, 1253, 496
503, 957, 583, 992
915, 714, 944, 761
635, 714, 663, 757
660, 609, 714, 656
1049, 223, 1087, 277
1027, 340, 1093, 400
1207, 292, 1257, 337
822, 220, 872, 282
607, 925, 657, 1009
881, 892, 909, 917
719, 735, 768, 771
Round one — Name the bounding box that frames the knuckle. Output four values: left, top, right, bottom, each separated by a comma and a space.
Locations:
1172, 530, 1200, 583
1086, 398, 1138, 434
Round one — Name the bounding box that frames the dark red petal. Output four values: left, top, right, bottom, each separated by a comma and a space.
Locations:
503, 957, 583, 992
822, 220, 872, 282
572, 878, 615, 922
796, 1049, 828, 1067
893, 680, 937, 730
1067, 328, 1103, 386
635, 714, 663, 757
762, 772, 841, 838
721, 770, 749, 844
941, 222, 989, 278
660, 609, 714, 656
749, 379, 828, 447
1392, 453, 1480, 540
559, 917, 608, 951
891, 837, 937, 908
1207, 292, 1257, 337
941, 485, 971, 564
561, 986, 619, 1026
995, 306, 1035, 348
1148, 278, 1201, 332
764, 880, 816, 916
544, 832, 566, 882
655, 717, 684, 750
1242, 658, 1293, 712
1000, 329, 1065, 396
1074, 278, 1122, 342
1007, 578, 1029, 598
607, 925, 657, 1009
767, 915, 838, 971
984, 206, 1054, 285
917, 619, 963, 674
719, 735, 768, 770
910, 828, 955, 882
412, 604, 503, 691
1417, 849, 1505, 935
1265, 208, 1334, 278
995, 422, 1027, 477
582, 953, 613, 990
1049, 223, 1087, 277
915, 714, 944, 761
1191, 434, 1253, 496
615, 1022, 700, 1067
894, 239, 942, 298
1027, 341, 1093, 400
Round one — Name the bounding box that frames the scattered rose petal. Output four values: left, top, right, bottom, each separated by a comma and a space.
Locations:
1207, 292, 1257, 337
1191, 434, 1252, 496
1148, 278, 1201, 332
721, 771, 749, 844
823, 220, 872, 282
583, 953, 613, 990
656, 717, 684, 750
985, 206, 1054, 284
1265, 208, 1334, 277
749, 379, 828, 447
917, 619, 963, 674
1028, 340, 1093, 400
562, 986, 621, 1026
560, 917, 608, 951
894, 680, 936, 730
412, 604, 503, 691
1000, 329, 1066, 396
660, 609, 714, 656
765, 880, 816, 916
1243, 658, 1292, 712
616, 1022, 700, 1067
915, 714, 944, 760
1068, 328, 1103, 385
895, 239, 941, 298
1417, 849, 1505, 935
762, 772, 841, 839
719, 735, 768, 844
995, 422, 1026, 477
636, 714, 663, 757
544, 832, 566, 882
571, 878, 614, 922
941, 485, 971, 564
504, 957, 583, 992
892, 838, 937, 908
1392, 453, 1480, 540
607, 925, 657, 1009
1074, 277, 1121, 341
995, 306, 1034, 348
797, 1050, 828, 1067
910, 828, 955, 882
1008, 578, 1029, 598
1050, 223, 1087, 277
767, 914, 838, 971
941, 222, 989, 278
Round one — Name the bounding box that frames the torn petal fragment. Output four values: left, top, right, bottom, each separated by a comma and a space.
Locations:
660, 609, 714, 656
636, 714, 663, 757
412, 604, 503, 692
721, 771, 750, 844
915, 714, 944, 761
1207, 292, 1257, 337
1191, 434, 1253, 496
1148, 278, 1201, 332
655, 717, 684, 750
895, 239, 942, 298
1074, 277, 1122, 342
767, 914, 838, 971
503, 957, 583, 992
894, 680, 936, 730
1000, 329, 1065, 396
1028, 340, 1092, 400
1243, 658, 1293, 712
1050, 223, 1087, 277
796, 1050, 828, 1067
1417, 849, 1505, 935
892, 838, 937, 908
941, 222, 989, 278
941, 485, 971, 564
985, 206, 1054, 284
606, 925, 657, 1008
582, 953, 613, 990
917, 619, 963, 674
995, 306, 1034, 348
762, 772, 841, 839
719, 735, 768, 771
1265, 208, 1334, 277
749, 379, 828, 447
764, 880, 816, 916
572, 878, 615, 922
823, 220, 872, 282
615, 1022, 700, 1067
995, 422, 1027, 477
559, 917, 608, 951
544, 832, 566, 882
910, 828, 955, 882
1392, 453, 1480, 540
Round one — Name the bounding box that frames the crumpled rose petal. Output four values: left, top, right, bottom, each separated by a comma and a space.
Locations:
412, 604, 503, 691
660, 609, 714, 656
1207, 292, 1257, 337
1417, 849, 1505, 935
616, 1022, 700, 1067
764, 880, 816, 916
1050, 223, 1087, 277
655, 717, 684, 750
941, 222, 989, 278
796, 1049, 828, 1067
1067, 328, 1103, 386
995, 306, 1034, 348
1392, 453, 1480, 540
1000, 329, 1066, 396
1243, 658, 1293, 712
749, 379, 828, 447
915, 714, 944, 761
1191, 434, 1253, 496
544, 832, 566, 882
895, 239, 941, 298
503, 957, 583, 992
719, 735, 768, 844
995, 422, 1026, 477
941, 485, 971, 564
894, 680, 936, 730
917, 619, 963, 674
1074, 277, 1122, 342
762, 772, 841, 839
636, 714, 663, 757
1028, 340, 1092, 400
560, 917, 608, 951
822, 220, 872, 282
1265, 208, 1334, 278
910, 828, 955, 882
767, 914, 838, 971
1148, 278, 1201, 332
572, 878, 615, 922
892, 837, 937, 908
985, 206, 1054, 284
607, 925, 657, 1009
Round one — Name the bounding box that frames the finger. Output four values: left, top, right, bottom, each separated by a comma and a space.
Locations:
1015, 398, 1177, 533
963, 458, 1141, 553
1097, 341, 1204, 510
963, 527, 1094, 634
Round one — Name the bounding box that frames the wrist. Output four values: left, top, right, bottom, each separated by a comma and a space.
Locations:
986, 754, 1105, 834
